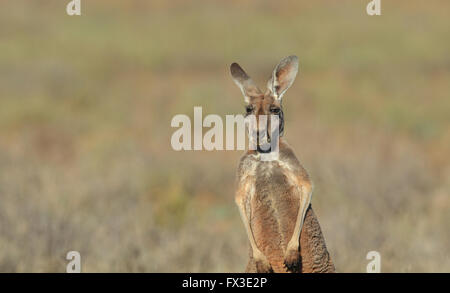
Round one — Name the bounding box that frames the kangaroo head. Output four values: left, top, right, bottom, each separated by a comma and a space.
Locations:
230, 56, 299, 152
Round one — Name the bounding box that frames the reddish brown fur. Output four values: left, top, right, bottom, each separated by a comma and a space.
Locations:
245, 205, 335, 273
232, 56, 334, 273
236, 141, 335, 273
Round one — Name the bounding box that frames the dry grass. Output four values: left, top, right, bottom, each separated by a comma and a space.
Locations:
0, 0, 449, 272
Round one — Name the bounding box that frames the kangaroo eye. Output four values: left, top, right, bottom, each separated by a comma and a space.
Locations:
270, 107, 281, 114
246, 106, 253, 114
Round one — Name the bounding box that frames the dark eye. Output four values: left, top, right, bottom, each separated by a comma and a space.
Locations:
270, 107, 281, 114
246, 105, 253, 114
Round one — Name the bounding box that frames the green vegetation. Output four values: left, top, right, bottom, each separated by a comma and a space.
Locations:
0, 0, 449, 272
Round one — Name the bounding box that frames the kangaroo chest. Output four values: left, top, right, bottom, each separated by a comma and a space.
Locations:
246, 159, 300, 231
249, 159, 300, 203
244, 159, 301, 269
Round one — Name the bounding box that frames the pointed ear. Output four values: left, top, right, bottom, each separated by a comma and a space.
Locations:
267, 55, 299, 101
230, 63, 261, 104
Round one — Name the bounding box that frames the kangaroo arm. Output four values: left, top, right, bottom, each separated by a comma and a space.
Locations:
235, 180, 263, 257
287, 181, 313, 249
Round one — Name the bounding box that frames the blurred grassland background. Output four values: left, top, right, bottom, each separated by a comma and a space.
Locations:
0, 0, 449, 272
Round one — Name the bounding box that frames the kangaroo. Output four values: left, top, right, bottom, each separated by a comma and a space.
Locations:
231, 56, 335, 273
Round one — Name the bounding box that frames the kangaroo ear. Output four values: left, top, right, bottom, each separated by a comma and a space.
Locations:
230, 63, 261, 104
268, 55, 299, 101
